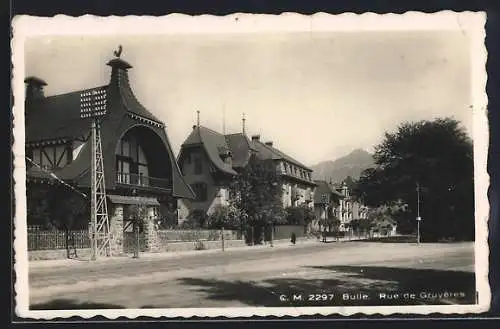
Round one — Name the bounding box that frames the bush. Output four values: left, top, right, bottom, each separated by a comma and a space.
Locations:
157, 208, 178, 229
206, 204, 243, 230
286, 205, 315, 226
181, 210, 208, 229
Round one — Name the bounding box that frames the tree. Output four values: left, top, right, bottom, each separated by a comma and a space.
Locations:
207, 204, 245, 230
230, 157, 286, 245
182, 209, 208, 229
27, 185, 89, 231
286, 204, 314, 226
356, 117, 474, 241
127, 203, 148, 258
27, 184, 90, 258
157, 206, 178, 229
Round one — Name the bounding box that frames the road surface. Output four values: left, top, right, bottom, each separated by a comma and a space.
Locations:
28, 241, 475, 309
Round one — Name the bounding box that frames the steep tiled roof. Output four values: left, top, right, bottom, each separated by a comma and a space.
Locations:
313, 180, 344, 204
26, 58, 163, 144
251, 140, 313, 171
26, 87, 104, 143
182, 126, 237, 175
109, 59, 163, 125
224, 133, 257, 168
250, 140, 280, 162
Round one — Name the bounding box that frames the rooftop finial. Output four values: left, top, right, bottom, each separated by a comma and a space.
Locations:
197, 110, 200, 127
242, 112, 246, 134
113, 45, 123, 58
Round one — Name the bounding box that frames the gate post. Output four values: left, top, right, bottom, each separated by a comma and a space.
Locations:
144, 206, 159, 252
109, 204, 124, 255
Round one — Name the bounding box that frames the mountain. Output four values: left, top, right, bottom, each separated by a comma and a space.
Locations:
311, 149, 375, 184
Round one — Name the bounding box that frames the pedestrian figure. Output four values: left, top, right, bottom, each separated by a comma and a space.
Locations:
322, 229, 327, 243
291, 232, 296, 245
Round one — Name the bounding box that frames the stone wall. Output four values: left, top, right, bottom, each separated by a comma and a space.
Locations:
143, 206, 160, 252
109, 204, 124, 255
161, 239, 246, 252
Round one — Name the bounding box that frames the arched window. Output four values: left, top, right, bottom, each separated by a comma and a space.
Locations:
116, 133, 150, 186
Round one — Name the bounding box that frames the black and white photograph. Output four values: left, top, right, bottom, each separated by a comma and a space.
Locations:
12, 12, 489, 318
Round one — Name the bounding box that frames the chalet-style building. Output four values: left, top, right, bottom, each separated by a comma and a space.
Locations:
313, 180, 369, 232
25, 54, 194, 254
177, 123, 317, 220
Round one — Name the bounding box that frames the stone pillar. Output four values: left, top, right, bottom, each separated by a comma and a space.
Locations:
144, 206, 159, 252
109, 204, 124, 256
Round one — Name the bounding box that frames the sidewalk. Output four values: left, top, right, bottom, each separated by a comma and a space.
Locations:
28, 237, 321, 270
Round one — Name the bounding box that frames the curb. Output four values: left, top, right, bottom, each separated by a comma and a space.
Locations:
28, 238, 321, 269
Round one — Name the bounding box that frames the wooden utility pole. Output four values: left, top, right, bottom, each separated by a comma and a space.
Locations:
221, 226, 225, 251
416, 182, 422, 245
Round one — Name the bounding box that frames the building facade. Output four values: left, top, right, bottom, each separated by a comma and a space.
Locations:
249, 134, 316, 209
25, 54, 194, 254
177, 124, 316, 221
335, 182, 369, 231
312, 180, 344, 232
312, 180, 370, 233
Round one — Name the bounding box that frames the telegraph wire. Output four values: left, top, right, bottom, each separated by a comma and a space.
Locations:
25, 156, 88, 198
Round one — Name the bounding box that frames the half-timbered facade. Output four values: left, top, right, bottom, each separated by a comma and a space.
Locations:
25, 54, 194, 254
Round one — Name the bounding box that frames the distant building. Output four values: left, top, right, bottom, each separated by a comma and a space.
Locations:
312, 180, 344, 231
334, 182, 369, 231
249, 134, 316, 209
176, 122, 317, 221
25, 54, 194, 254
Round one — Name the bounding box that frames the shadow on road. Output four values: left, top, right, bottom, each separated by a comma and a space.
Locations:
178, 265, 476, 307
30, 299, 125, 310
309, 265, 475, 295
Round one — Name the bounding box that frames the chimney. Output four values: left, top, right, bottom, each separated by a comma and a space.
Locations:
251, 134, 260, 142
106, 57, 133, 87
265, 141, 273, 147
24, 76, 47, 102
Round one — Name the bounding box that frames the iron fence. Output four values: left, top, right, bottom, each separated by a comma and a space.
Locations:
27, 229, 90, 251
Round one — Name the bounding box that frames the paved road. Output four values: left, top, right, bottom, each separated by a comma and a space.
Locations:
28, 241, 475, 309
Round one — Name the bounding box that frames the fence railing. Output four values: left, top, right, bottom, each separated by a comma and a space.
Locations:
116, 172, 171, 190
157, 229, 241, 243
28, 230, 90, 251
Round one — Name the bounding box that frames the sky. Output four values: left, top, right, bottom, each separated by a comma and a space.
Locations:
24, 31, 472, 166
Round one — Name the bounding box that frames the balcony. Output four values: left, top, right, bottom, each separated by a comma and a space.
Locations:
116, 172, 172, 191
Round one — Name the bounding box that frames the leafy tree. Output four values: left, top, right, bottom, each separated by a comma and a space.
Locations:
286, 204, 315, 226
27, 185, 52, 229
356, 117, 474, 241
207, 204, 245, 230
230, 157, 285, 244
181, 209, 208, 229
27, 184, 89, 258
27, 185, 89, 230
